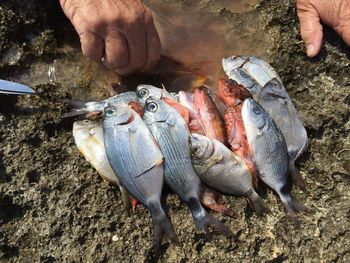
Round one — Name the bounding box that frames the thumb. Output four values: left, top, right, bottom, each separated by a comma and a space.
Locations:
297, 0, 323, 57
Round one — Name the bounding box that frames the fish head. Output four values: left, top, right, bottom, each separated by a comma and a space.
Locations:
218, 79, 251, 106
242, 98, 267, 130
143, 97, 170, 124
103, 104, 135, 127
190, 133, 214, 162
260, 78, 287, 100
222, 56, 248, 74
136, 84, 174, 105
73, 119, 100, 135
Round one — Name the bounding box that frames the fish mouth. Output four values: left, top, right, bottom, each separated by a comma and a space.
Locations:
118, 114, 135, 125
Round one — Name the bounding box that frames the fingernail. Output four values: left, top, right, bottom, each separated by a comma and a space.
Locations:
306, 44, 315, 57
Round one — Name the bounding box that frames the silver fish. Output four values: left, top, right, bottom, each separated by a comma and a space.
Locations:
222, 56, 281, 99
103, 104, 178, 246
136, 84, 177, 105
258, 78, 307, 190
242, 98, 309, 217
73, 120, 133, 209
190, 133, 269, 215
143, 98, 231, 236
63, 91, 137, 118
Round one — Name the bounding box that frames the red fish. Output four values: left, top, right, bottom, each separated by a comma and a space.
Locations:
194, 88, 227, 144
166, 95, 206, 135
218, 79, 251, 107
218, 79, 258, 188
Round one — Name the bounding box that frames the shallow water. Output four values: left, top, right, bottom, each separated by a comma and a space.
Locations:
15, 0, 276, 99
147, 0, 274, 82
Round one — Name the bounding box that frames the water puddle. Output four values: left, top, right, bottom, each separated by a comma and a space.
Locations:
12, 0, 278, 99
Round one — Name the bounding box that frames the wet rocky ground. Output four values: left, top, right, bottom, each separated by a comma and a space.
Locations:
0, 0, 349, 262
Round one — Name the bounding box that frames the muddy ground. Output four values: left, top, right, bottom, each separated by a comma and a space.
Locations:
0, 0, 349, 262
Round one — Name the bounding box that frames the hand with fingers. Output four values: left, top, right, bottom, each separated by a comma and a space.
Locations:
60, 0, 161, 75
297, 0, 350, 57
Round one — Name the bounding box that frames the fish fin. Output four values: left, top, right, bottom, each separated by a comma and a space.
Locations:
246, 190, 270, 216
119, 186, 132, 211
289, 161, 306, 191
61, 99, 90, 118
62, 98, 87, 108
61, 109, 89, 118
149, 204, 179, 248
188, 198, 232, 236
202, 202, 237, 218
200, 187, 237, 218
194, 211, 232, 237
166, 114, 177, 127
281, 196, 313, 220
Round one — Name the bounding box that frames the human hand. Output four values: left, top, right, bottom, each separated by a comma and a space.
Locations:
60, 0, 161, 75
297, 0, 350, 57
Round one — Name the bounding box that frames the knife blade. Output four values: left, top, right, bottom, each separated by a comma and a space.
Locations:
0, 79, 35, 95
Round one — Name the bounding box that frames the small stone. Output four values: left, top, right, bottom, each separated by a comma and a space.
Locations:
112, 235, 119, 242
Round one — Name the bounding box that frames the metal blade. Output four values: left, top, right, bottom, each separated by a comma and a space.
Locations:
0, 79, 35, 95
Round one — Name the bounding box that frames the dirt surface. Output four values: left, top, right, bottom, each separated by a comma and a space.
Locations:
0, 0, 349, 262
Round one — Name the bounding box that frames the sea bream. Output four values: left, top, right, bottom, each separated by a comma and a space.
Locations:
222, 55, 281, 99
190, 134, 269, 215
103, 104, 178, 246
143, 98, 231, 235
242, 98, 309, 218
72, 119, 133, 209
258, 78, 307, 189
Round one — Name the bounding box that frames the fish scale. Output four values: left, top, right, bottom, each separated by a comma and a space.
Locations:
149, 122, 194, 196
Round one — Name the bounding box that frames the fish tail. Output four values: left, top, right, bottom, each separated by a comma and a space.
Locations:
62, 98, 87, 108
119, 186, 132, 211
188, 197, 232, 236
247, 190, 270, 216
149, 201, 179, 248
62, 99, 88, 118
281, 195, 313, 224
289, 161, 306, 191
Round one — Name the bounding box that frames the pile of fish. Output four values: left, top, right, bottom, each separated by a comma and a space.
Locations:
68, 56, 310, 247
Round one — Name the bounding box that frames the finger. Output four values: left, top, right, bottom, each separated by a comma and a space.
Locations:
297, 0, 323, 57
79, 31, 104, 61
104, 32, 129, 69
116, 26, 148, 75
140, 24, 161, 72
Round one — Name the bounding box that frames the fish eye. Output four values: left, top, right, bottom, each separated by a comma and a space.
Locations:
138, 88, 149, 98
252, 104, 261, 114
105, 107, 116, 115
83, 120, 91, 125
146, 102, 158, 112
